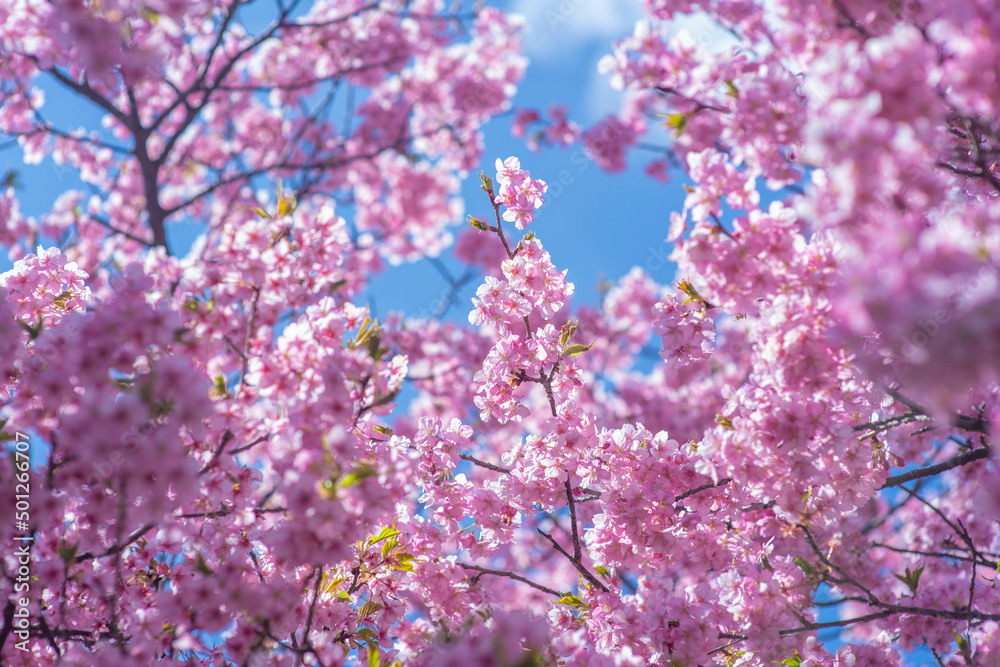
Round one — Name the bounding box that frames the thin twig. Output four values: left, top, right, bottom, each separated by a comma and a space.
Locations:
458, 563, 562, 597
537, 529, 609, 593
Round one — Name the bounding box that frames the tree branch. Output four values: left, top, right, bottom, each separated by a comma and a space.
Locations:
537, 528, 608, 593
458, 563, 562, 597
880, 447, 990, 489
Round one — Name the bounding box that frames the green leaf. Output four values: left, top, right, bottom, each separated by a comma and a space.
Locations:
467, 215, 490, 231
277, 191, 297, 218
51, 290, 76, 310
318, 478, 336, 500
17, 318, 42, 339
57, 542, 78, 565
564, 342, 594, 356
555, 593, 585, 608
372, 522, 402, 544
393, 553, 416, 572
381, 538, 399, 558
776, 649, 803, 666
340, 464, 377, 488
665, 113, 690, 137
478, 171, 494, 196
321, 573, 347, 593
365, 329, 383, 360
956, 632, 974, 664
367, 643, 381, 667
1, 168, 22, 190
372, 425, 393, 438
212, 375, 231, 399
892, 565, 924, 595
373, 387, 401, 407
358, 600, 383, 617
724, 80, 739, 98
251, 206, 271, 220
559, 319, 579, 346
792, 557, 814, 576
193, 552, 214, 575
761, 554, 774, 573
674, 279, 705, 304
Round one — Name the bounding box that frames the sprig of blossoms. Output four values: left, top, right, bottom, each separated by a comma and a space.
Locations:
494, 156, 548, 229
1, 246, 90, 327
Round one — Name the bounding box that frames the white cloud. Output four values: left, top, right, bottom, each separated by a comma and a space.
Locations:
667, 12, 740, 54
509, 2, 742, 124
583, 63, 625, 121
512, 0, 644, 63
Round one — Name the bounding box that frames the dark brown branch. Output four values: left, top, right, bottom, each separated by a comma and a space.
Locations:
177, 506, 286, 519
239, 287, 262, 395
884, 388, 990, 435
674, 477, 733, 504
458, 563, 562, 597
853, 411, 929, 433
229, 434, 271, 456
873, 541, 996, 567
880, 447, 990, 489
830, 0, 872, 38
39, 66, 128, 123
0, 601, 14, 655
249, 551, 267, 583
89, 215, 155, 247
198, 429, 234, 474
654, 86, 731, 114
458, 454, 511, 474
489, 189, 515, 260
779, 610, 892, 636
564, 477, 583, 562
537, 528, 608, 593
74, 522, 156, 563
303, 566, 322, 641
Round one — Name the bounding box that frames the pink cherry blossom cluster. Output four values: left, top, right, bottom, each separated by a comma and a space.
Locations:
650, 292, 715, 368
1, 246, 90, 327
512, 105, 581, 152
582, 115, 640, 173
469, 226, 575, 424
493, 157, 548, 229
